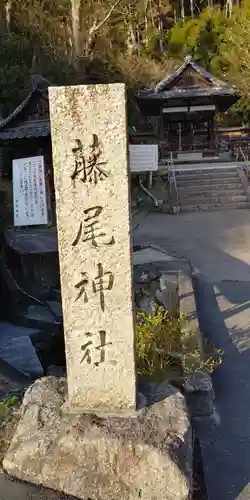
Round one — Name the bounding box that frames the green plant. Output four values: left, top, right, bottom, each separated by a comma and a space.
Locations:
135, 306, 185, 380
181, 347, 223, 374
0, 396, 20, 414
135, 305, 223, 382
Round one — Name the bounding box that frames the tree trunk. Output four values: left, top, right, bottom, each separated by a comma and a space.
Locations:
136, 19, 141, 55
190, 0, 194, 18
225, 0, 232, 17
5, 0, 12, 32
158, 0, 164, 53
71, 0, 81, 60
126, 19, 137, 55
181, 0, 185, 20
144, 0, 149, 49
85, 0, 122, 57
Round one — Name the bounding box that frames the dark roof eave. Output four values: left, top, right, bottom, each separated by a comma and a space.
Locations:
0, 131, 51, 141
0, 75, 51, 131
137, 88, 237, 99
0, 121, 51, 141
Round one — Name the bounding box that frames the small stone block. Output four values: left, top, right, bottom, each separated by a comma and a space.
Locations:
184, 372, 215, 418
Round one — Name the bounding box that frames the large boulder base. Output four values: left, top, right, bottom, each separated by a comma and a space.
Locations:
3, 377, 192, 500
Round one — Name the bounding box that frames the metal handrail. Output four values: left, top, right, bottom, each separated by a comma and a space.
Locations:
236, 146, 250, 177
168, 152, 179, 214
239, 146, 248, 164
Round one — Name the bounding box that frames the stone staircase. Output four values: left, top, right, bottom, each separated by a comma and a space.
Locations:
0, 323, 44, 379
175, 166, 250, 212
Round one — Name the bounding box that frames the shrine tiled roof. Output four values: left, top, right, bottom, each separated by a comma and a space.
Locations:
0, 120, 50, 140
138, 86, 236, 99
0, 75, 51, 140
137, 55, 236, 100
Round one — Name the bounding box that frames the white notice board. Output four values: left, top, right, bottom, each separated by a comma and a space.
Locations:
13, 155, 48, 227
129, 144, 158, 172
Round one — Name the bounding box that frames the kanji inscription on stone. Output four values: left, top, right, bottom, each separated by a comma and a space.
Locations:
80, 330, 112, 367
74, 263, 114, 312
49, 83, 135, 413
71, 134, 109, 185
72, 205, 115, 248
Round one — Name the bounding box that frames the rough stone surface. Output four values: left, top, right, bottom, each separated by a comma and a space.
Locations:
3, 377, 192, 500
184, 372, 215, 418
49, 84, 135, 412
138, 295, 157, 315
156, 272, 179, 317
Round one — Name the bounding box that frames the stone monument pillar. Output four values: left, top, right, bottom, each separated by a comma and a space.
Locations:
48, 84, 136, 413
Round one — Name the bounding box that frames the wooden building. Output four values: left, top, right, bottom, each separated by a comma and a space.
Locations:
0, 76, 59, 303
135, 55, 239, 162
0, 74, 54, 225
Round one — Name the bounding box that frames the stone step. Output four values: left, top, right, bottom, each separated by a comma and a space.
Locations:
0, 335, 43, 379
46, 301, 63, 322
179, 192, 247, 205
180, 201, 249, 212
178, 187, 244, 197
0, 320, 54, 348
0, 322, 43, 341
180, 194, 247, 205
175, 167, 238, 176
13, 304, 61, 332
177, 178, 243, 190
175, 173, 239, 183
176, 177, 241, 187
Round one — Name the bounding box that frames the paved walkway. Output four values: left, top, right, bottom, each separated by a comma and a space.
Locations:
134, 209, 250, 500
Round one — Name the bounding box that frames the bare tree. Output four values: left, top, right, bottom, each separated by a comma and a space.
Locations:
180, 0, 185, 20
190, 0, 194, 18
5, 0, 12, 32
225, 0, 232, 18
71, 0, 81, 59
84, 0, 122, 56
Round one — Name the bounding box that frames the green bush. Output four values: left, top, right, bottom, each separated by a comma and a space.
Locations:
135, 306, 185, 380
135, 305, 222, 382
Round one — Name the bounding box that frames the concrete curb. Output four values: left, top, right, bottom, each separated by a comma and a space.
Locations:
179, 269, 203, 355
178, 269, 216, 423
133, 243, 216, 424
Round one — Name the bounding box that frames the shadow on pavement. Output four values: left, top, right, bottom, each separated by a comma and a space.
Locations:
133, 212, 250, 500
193, 273, 250, 500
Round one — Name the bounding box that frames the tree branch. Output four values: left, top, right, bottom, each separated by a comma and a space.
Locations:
89, 0, 123, 35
